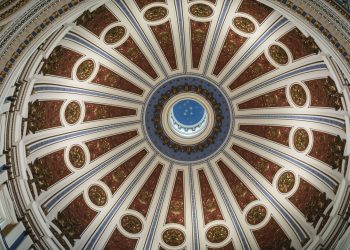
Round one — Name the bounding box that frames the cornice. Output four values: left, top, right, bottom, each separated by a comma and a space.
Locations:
262, 0, 350, 80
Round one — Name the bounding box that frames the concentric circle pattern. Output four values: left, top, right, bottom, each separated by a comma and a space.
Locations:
144, 76, 232, 162
4, 0, 350, 250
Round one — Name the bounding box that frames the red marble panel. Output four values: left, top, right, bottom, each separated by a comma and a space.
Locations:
237, 0, 273, 23
208, 242, 235, 250
77, 5, 117, 37
116, 36, 158, 79
191, 20, 210, 68
165, 171, 185, 225
217, 160, 257, 210
305, 78, 343, 109
238, 87, 289, 109
309, 131, 345, 169
232, 145, 281, 183
317, 206, 332, 234
92, 65, 144, 95
29, 149, 71, 192
229, 53, 276, 90
129, 164, 163, 217
279, 28, 320, 61
104, 228, 138, 249
84, 103, 136, 122
53, 194, 97, 244
213, 29, 247, 76
253, 217, 293, 250
150, 21, 177, 70
198, 170, 224, 224
101, 149, 148, 194
239, 125, 291, 146
27, 100, 63, 133
134, 0, 165, 9
289, 178, 331, 226
86, 130, 138, 161
41, 46, 82, 78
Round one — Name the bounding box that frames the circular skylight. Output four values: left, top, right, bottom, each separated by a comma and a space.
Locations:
169, 99, 207, 138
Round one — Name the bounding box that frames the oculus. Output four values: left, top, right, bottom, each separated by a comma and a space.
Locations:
144, 76, 232, 163
169, 99, 208, 138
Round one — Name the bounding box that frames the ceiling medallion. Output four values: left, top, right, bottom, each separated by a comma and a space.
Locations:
121, 215, 142, 234
68, 145, 86, 168
190, 3, 213, 18
64, 101, 81, 124
290, 83, 307, 106
269, 44, 289, 65
76, 59, 94, 80
278, 171, 296, 193
104, 26, 126, 44
144, 76, 232, 163
233, 16, 255, 33
246, 205, 267, 225
293, 128, 310, 151
162, 228, 185, 246
144, 6, 168, 21
88, 185, 107, 206
206, 225, 229, 243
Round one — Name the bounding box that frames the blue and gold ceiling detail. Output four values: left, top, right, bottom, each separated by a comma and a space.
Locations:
1, 0, 350, 250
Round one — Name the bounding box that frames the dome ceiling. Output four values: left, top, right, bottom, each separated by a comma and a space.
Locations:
3, 0, 350, 249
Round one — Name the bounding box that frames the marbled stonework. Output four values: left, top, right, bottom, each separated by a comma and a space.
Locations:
84, 103, 136, 122
237, 0, 273, 23
86, 130, 138, 161
253, 217, 294, 249
116, 36, 158, 79
198, 170, 224, 224
150, 21, 177, 70
232, 145, 281, 183
240, 125, 291, 146
213, 29, 247, 76
217, 160, 257, 210
41, 46, 82, 78
76, 5, 117, 37
229, 53, 276, 90
53, 194, 97, 245
27, 100, 63, 133
165, 171, 185, 225
92, 65, 144, 95
101, 149, 148, 194
29, 149, 71, 192
238, 87, 289, 109
129, 164, 163, 217
191, 20, 210, 68
279, 28, 320, 61
105, 228, 138, 249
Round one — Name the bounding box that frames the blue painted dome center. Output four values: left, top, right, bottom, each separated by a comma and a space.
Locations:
172, 99, 205, 126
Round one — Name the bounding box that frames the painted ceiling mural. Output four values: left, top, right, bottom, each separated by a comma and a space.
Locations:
3, 0, 350, 249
